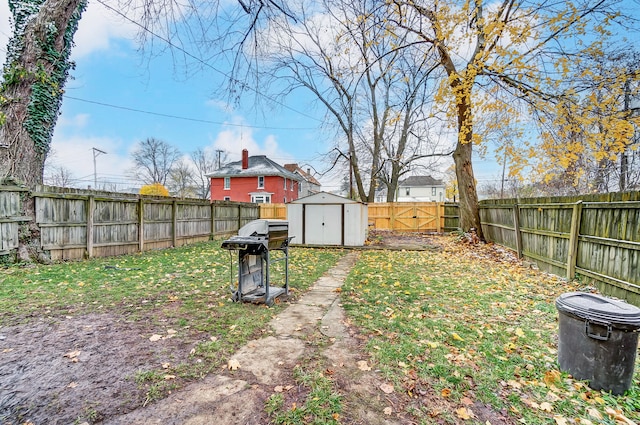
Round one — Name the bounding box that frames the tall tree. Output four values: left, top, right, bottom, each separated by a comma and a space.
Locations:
0, 0, 87, 186
191, 147, 218, 199
129, 137, 181, 186
389, 0, 630, 237
251, 0, 447, 202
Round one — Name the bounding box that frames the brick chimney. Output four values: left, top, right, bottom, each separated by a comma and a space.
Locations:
242, 149, 249, 169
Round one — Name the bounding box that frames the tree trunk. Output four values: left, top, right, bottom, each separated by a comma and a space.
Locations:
0, 0, 87, 187
451, 81, 484, 240
0, 0, 86, 262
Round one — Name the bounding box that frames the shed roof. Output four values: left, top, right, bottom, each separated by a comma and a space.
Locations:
290, 191, 366, 205
399, 175, 445, 187
207, 155, 302, 180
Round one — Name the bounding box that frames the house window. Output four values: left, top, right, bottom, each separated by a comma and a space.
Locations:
224, 177, 230, 190
405, 188, 410, 196
283, 196, 286, 203
251, 194, 271, 203
258, 176, 264, 189
284, 178, 287, 189
298, 182, 301, 193
224, 196, 231, 201
432, 187, 436, 196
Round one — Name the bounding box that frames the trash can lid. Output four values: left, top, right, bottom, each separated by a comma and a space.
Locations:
556, 292, 640, 329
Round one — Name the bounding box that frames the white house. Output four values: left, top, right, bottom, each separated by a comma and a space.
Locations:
284, 163, 321, 197
396, 175, 445, 202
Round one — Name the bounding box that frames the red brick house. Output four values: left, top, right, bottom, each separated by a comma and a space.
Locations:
208, 149, 304, 203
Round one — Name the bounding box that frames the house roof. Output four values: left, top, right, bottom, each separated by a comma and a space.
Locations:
399, 175, 445, 187
206, 155, 303, 181
283, 163, 321, 186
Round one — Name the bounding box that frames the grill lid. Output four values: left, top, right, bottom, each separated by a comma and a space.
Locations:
238, 219, 288, 237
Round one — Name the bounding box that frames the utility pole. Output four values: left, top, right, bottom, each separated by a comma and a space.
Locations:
92, 147, 107, 189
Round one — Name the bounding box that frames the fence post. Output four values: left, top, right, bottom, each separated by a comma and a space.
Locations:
138, 198, 144, 252
86, 195, 95, 258
172, 200, 178, 247
211, 202, 216, 238
436, 202, 442, 233
238, 204, 242, 231
512, 203, 522, 258
566, 201, 583, 279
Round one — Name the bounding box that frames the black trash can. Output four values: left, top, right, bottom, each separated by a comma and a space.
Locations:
556, 292, 640, 395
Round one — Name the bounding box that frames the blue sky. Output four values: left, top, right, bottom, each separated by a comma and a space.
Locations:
0, 1, 507, 193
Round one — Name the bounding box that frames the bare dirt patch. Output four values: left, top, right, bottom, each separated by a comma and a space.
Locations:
367, 230, 445, 251
0, 313, 204, 425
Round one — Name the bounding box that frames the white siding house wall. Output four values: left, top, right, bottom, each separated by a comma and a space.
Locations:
396, 186, 445, 202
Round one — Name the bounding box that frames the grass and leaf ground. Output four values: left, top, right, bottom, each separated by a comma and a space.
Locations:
0, 240, 345, 416
341, 237, 640, 424
2, 235, 639, 424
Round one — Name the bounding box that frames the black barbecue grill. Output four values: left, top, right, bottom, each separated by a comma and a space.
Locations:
221, 219, 292, 305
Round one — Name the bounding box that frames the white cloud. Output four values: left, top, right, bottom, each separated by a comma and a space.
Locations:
72, 2, 138, 59
0, 0, 138, 66
209, 117, 294, 164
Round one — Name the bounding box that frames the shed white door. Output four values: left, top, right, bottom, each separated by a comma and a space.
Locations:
305, 205, 342, 245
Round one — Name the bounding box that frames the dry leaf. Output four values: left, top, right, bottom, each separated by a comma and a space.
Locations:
384, 407, 393, 415
274, 385, 284, 393
553, 415, 568, 425
164, 374, 176, 380
357, 360, 372, 371
604, 407, 636, 425
64, 350, 81, 359
460, 397, 473, 406
543, 370, 561, 386
451, 332, 464, 341
515, 328, 525, 337
586, 408, 602, 420
149, 334, 162, 342
539, 402, 553, 412
441, 388, 452, 398
67, 382, 78, 388
455, 407, 474, 420
162, 362, 170, 369
380, 383, 394, 394
579, 419, 594, 425
332, 413, 340, 420
228, 359, 241, 371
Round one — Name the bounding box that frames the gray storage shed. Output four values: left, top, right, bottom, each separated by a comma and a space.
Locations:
287, 192, 368, 246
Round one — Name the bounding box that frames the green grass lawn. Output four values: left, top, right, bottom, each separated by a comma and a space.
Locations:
341, 239, 640, 425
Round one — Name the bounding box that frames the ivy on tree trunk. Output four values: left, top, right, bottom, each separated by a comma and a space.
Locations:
0, 0, 87, 187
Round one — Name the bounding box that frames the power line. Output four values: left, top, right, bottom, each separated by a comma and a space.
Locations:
94, 0, 323, 124
63, 95, 317, 130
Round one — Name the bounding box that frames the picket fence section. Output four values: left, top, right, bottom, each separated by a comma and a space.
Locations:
32, 187, 259, 260
260, 202, 459, 233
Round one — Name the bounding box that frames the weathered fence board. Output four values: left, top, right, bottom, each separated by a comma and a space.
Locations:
25, 187, 259, 260
480, 192, 640, 306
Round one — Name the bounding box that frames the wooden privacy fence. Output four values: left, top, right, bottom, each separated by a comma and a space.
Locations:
479, 192, 640, 306
28, 187, 259, 260
259, 203, 287, 220
260, 202, 460, 233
